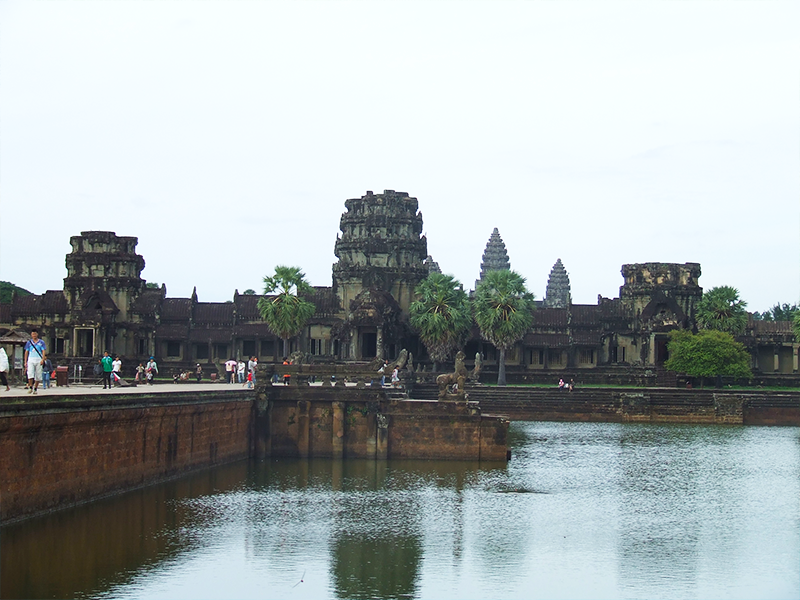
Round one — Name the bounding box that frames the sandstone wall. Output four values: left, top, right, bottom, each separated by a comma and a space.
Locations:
256, 387, 509, 461
0, 390, 252, 523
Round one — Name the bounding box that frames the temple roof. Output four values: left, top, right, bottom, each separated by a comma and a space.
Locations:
475, 228, 510, 289
544, 259, 571, 308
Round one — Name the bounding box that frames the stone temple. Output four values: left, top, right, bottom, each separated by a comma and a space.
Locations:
1, 190, 797, 379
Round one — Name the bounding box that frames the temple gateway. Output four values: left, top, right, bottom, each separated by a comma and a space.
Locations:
1, 190, 797, 381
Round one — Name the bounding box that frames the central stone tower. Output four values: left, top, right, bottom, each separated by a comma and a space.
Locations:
333, 190, 428, 314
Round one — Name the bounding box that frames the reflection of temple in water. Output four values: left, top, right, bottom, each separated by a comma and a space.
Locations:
0, 190, 796, 379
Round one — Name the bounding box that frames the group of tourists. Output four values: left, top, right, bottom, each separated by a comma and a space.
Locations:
378, 360, 400, 387
224, 357, 259, 388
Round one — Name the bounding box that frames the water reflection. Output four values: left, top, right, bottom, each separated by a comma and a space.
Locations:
2, 423, 798, 600
1, 462, 250, 600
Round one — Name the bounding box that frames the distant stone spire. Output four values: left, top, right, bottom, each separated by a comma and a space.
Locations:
475, 228, 510, 290
544, 258, 571, 308
424, 255, 442, 275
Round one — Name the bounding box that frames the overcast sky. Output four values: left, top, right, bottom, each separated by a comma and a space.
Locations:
1, 1, 798, 312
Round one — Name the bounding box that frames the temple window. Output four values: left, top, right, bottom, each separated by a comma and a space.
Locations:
167, 341, 181, 357
194, 344, 209, 360
242, 340, 256, 357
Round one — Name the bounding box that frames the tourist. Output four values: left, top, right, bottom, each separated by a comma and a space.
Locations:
112, 355, 122, 385
246, 371, 253, 388
282, 357, 291, 386
379, 360, 388, 386
0, 347, 11, 391
196, 363, 203, 382
237, 360, 246, 384
135, 362, 145, 383
93, 359, 103, 384
146, 356, 158, 384
225, 358, 237, 384
391, 366, 400, 388
24, 329, 46, 395
101, 351, 113, 389
558, 378, 565, 390
569, 378, 575, 392
248, 356, 258, 385
41, 354, 53, 389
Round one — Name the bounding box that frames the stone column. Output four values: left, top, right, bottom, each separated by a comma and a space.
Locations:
296, 400, 310, 458
793, 344, 798, 373
774, 346, 780, 372
376, 328, 384, 360
331, 401, 344, 459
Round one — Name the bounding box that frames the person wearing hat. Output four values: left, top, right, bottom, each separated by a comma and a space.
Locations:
195, 363, 203, 382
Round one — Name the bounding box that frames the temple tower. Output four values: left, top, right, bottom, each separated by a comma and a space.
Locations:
474, 227, 510, 290
619, 262, 703, 364
62, 231, 146, 356
333, 190, 428, 314
544, 258, 571, 308
63, 231, 146, 321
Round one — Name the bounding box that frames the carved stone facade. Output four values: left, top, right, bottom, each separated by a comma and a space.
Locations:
474, 228, 510, 291
1, 195, 796, 378
544, 259, 571, 309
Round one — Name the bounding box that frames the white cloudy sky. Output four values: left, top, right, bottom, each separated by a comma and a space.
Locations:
1, 0, 798, 312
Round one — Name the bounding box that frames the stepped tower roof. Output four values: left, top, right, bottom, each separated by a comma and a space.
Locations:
544, 258, 571, 308
474, 227, 510, 290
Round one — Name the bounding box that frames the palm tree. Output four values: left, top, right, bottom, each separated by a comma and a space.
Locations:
696, 286, 748, 335
257, 266, 316, 358
409, 273, 472, 371
473, 270, 535, 386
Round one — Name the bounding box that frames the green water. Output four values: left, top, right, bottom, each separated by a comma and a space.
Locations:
2, 422, 798, 599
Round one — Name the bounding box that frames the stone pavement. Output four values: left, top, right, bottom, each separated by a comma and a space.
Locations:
0, 379, 368, 399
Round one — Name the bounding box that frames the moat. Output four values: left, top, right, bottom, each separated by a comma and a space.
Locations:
2, 421, 798, 600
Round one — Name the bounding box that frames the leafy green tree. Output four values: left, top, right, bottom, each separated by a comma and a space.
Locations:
696, 286, 748, 335
145, 282, 161, 289
752, 303, 798, 322
473, 270, 535, 386
665, 329, 751, 383
409, 273, 472, 371
242, 289, 257, 296
793, 312, 800, 342
257, 266, 315, 358
0, 281, 31, 304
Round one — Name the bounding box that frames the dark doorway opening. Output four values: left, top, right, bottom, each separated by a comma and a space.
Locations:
655, 337, 669, 364
361, 332, 377, 359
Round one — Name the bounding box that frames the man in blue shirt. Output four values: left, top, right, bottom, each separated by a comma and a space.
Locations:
23, 329, 46, 395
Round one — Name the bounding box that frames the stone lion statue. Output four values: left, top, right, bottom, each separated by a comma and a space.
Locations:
436, 351, 468, 401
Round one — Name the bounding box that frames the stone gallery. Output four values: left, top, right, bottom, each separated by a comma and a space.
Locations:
0, 190, 796, 380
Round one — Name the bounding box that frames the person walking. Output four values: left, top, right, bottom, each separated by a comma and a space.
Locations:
112, 355, 122, 386
248, 356, 258, 385
237, 360, 246, 384
0, 347, 11, 391
101, 351, 113, 389
379, 360, 389, 386
41, 354, 53, 389
24, 329, 46, 394
195, 363, 203, 382
135, 362, 145, 383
